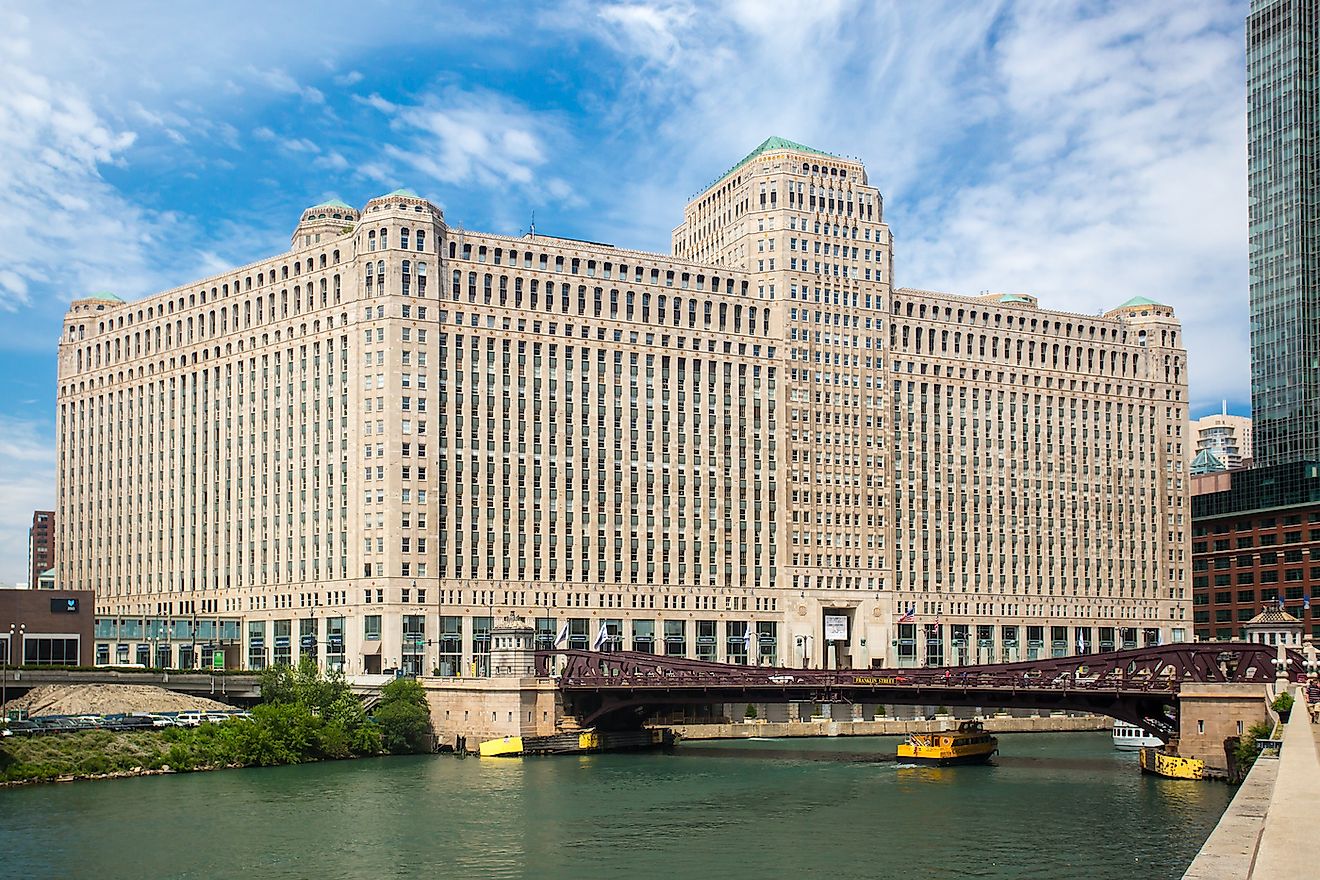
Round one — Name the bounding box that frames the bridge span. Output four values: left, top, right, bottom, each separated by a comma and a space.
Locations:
535, 642, 1303, 739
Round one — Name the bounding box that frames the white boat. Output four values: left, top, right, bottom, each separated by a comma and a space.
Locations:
1112, 721, 1162, 750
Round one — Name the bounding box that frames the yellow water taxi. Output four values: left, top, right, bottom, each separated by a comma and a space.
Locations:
1138, 746, 1205, 780
897, 720, 998, 766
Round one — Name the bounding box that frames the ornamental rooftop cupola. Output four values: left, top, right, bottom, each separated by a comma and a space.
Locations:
361, 187, 445, 223
291, 198, 361, 248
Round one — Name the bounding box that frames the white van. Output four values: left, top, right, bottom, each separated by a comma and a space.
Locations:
174, 711, 203, 728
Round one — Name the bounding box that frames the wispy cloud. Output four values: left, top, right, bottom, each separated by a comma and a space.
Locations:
569, 0, 1247, 414
0, 415, 55, 585
0, 11, 157, 312
363, 88, 575, 204
900, 2, 1248, 415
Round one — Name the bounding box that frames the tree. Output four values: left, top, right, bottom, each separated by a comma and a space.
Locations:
373, 678, 431, 754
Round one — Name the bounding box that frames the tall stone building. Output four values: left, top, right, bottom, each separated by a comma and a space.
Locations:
1247, 0, 1320, 468
58, 139, 1190, 674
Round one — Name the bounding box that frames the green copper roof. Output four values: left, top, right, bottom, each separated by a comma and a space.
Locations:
715, 136, 836, 185
1117, 296, 1163, 308
314, 198, 353, 210
386, 188, 418, 198
998, 293, 1033, 303
89, 291, 123, 302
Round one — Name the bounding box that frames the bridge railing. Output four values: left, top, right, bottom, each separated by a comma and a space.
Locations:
535, 642, 1298, 693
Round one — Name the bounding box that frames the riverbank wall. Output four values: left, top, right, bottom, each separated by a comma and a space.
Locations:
1181, 685, 1319, 879
666, 713, 1110, 740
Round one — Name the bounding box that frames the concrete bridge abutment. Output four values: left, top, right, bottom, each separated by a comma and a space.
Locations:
1176, 683, 1270, 775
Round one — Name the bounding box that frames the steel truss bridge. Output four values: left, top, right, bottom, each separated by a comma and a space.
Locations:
535, 642, 1303, 739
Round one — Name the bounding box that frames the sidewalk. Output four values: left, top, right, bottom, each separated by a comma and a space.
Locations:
1250, 689, 1319, 878
1183, 687, 1318, 880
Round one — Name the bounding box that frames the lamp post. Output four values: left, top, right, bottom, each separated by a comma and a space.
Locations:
4, 623, 25, 719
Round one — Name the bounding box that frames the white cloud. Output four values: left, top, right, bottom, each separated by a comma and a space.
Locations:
250, 67, 326, 104
314, 150, 350, 172
334, 70, 364, 86
0, 416, 55, 586
0, 10, 158, 313
367, 88, 573, 198
570, 0, 1247, 411
900, 1, 1248, 414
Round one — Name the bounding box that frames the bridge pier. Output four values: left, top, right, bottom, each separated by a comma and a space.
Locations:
1176, 683, 1270, 776
421, 675, 563, 750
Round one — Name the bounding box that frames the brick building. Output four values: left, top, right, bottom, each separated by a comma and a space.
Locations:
27, 510, 54, 589
1191, 461, 1320, 641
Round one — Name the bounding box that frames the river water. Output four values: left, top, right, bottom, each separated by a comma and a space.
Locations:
0, 732, 1230, 880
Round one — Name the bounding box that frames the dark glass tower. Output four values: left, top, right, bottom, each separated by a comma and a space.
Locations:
1248, 0, 1320, 467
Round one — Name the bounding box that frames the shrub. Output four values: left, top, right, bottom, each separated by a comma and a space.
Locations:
373, 678, 431, 754
1271, 692, 1294, 715
1234, 719, 1276, 771
743, 704, 758, 719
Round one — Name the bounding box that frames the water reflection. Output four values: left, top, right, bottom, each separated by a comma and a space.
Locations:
0, 733, 1230, 880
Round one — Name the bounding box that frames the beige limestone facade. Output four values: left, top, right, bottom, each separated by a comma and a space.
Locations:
57, 138, 1191, 678
1191, 410, 1253, 470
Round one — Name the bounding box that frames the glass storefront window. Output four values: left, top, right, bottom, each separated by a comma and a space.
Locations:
632, 619, 655, 654
471, 616, 491, 676
248, 621, 267, 670
663, 620, 686, 657
403, 615, 426, 676
273, 619, 292, 666
756, 621, 777, 665
438, 615, 463, 677
299, 619, 319, 665
696, 620, 717, 661
725, 621, 749, 665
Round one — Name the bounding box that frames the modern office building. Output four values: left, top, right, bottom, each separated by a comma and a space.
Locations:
1191, 461, 1320, 641
27, 510, 54, 590
57, 138, 1190, 674
1247, 0, 1320, 468
1190, 409, 1252, 472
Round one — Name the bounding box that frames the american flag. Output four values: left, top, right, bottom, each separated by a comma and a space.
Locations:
898, 602, 915, 623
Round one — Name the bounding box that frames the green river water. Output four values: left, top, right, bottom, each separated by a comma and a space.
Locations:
0, 732, 1231, 880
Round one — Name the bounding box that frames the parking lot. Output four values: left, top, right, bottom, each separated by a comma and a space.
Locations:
2, 709, 252, 737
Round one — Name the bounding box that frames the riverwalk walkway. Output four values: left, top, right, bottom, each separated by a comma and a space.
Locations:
1182, 687, 1319, 879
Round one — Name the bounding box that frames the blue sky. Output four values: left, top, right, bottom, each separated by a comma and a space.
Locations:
0, 1, 1251, 583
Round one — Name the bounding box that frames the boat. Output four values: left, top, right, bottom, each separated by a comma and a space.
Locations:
1112, 721, 1162, 751
1139, 746, 1205, 780
478, 727, 676, 757
897, 720, 998, 766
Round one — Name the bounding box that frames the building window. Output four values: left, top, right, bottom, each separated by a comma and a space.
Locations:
23, 637, 79, 666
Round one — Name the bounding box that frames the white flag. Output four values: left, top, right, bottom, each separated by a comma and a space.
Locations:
592, 622, 610, 650
554, 621, 569, 647
744, 624, 755, 651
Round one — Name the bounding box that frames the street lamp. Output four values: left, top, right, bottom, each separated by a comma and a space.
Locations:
3, 624, 26, 719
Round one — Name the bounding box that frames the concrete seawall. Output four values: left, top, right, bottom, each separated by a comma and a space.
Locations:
668, 714, 1110, 740
1182, 685, 1317, 880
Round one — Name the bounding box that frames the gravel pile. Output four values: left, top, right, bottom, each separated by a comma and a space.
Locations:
2, 684, 233, 717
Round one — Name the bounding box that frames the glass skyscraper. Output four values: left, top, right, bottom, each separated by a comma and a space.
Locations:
1247, 0, 1320, 467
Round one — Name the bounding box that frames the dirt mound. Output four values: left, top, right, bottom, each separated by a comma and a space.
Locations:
2, 684, 234, 717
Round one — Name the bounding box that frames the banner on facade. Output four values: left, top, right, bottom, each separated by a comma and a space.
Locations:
824, 615, 848, 642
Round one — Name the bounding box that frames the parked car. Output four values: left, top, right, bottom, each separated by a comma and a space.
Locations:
2, 719, 42, 736
130, 713, 174, 728
33, 717, 79, 733
106, 715, 155, 731
174, 711, 203, 727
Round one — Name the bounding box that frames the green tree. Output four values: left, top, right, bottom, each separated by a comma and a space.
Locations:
1234, 720, 1276, 772
373, 678, 431, 754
